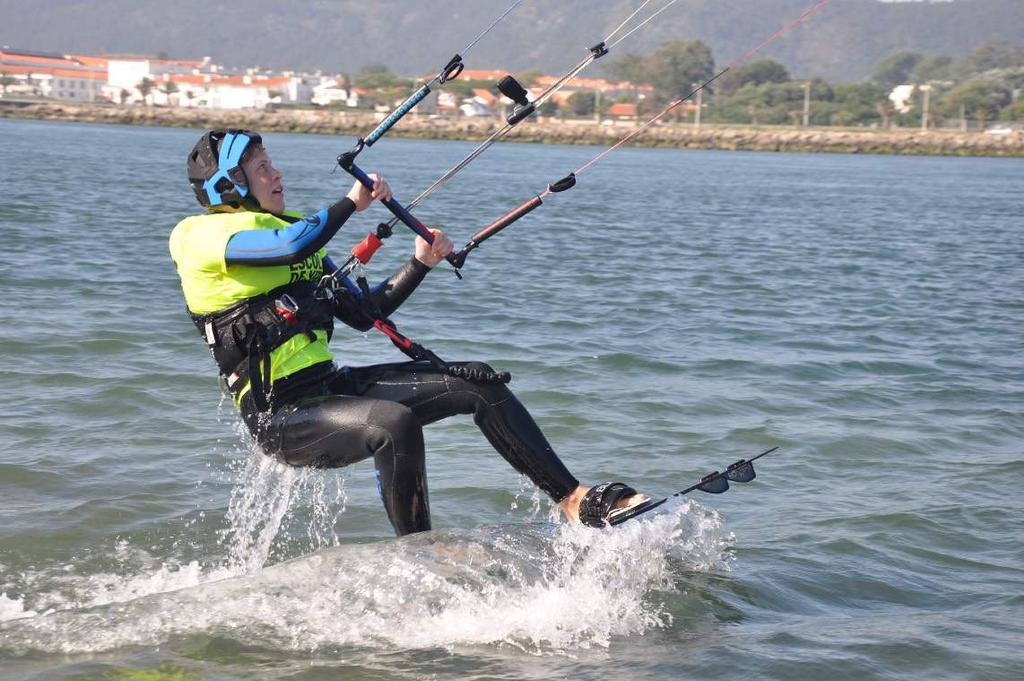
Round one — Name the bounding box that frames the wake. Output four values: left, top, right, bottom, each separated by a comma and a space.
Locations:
1, 449, 734, 654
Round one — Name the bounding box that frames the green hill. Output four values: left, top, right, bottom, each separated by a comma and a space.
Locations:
0, 0, 1020, 82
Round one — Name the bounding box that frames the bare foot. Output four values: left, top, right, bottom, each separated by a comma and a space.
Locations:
559, 484, 649, 524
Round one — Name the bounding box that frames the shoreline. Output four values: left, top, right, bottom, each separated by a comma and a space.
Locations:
3, 100, 1023, 157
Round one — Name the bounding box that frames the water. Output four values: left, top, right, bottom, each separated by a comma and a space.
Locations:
1, 118, 1022, 680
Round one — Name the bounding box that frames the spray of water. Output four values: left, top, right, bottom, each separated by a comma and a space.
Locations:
0, 498, 733, 654
1, 395, 736, 655
0, 593, 37, 622
509, 473, 546, 519
210, 416, 351, 573
220, 451, 299, 572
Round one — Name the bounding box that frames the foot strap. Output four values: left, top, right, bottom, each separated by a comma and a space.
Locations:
579, 482, 667, 528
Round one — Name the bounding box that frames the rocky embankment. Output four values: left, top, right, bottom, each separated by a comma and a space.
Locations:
3, 100, 1023, 157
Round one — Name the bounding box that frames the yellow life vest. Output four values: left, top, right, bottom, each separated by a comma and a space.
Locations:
169, 210, 334, 404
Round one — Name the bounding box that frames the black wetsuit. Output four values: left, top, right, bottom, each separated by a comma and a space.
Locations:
237, 256, 578, 536
242, 358, 578, 536
173, 199, 579, 536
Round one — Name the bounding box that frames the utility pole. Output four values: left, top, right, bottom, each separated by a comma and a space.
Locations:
920, 84, 931, 131
802, 81, 810, 127
694, 86, 702, 128
594, 88, 601, 123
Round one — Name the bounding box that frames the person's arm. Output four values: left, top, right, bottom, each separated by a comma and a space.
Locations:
329, 257, 430, 331
327, 228, 453, 331
224, 199, 356, 266
224, 174, 392, 267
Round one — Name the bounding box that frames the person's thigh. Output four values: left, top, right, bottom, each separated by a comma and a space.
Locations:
263, 392, 420, 469
332, 361, 512, 423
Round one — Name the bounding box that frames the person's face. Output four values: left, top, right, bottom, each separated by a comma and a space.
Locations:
240, 146, 285, 213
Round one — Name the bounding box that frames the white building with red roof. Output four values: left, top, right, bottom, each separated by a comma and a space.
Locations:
0, 49, 106, 101
312, 78, 364, 107
1, 47, 312, 109
149, 72, 296, 108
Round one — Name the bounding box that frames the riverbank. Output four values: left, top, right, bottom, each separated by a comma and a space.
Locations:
3, 100, 1022, 157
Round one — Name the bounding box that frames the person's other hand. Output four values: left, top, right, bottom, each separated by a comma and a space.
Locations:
347, 173, 392, 211
415, 228, 453, 268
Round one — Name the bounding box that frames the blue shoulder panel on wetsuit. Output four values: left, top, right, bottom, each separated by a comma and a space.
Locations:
225, 208, 331, 262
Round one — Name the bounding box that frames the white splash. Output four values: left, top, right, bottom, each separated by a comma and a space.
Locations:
0, 439, 351, 634
509, 473, 545, 519
213, 431, 350, 573
81, 560, 227, 609
220, 451, 300, 573
0, 499, 733, 654
0, 593, 37, 622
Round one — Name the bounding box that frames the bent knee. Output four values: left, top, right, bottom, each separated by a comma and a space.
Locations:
462, 361, 495, 375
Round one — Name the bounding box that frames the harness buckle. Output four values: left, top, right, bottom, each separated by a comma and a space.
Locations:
275, 294, 300, 325
315, 277, 335, 301
204, 320, 217, 347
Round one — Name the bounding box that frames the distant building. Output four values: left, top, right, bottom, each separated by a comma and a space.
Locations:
508, 73, 653, 111
312, 78, 356, 107
314, 81, 373, 108
462, 88, 498, 116
51, 68, 106, 101
0, 47, 306, 109
455, 69, 509, 82
103, 55, 211, 103
1, 50, 657, 114
107, 59, 152, 95
471, 88, 498, 107
459, 100, 491, 117
158, 73, 293, 109
606, 102, 637, 119
0, 49, 105, 101
530, 75, 653, 101
278, 73, 315, 104
437, 91, 459, 113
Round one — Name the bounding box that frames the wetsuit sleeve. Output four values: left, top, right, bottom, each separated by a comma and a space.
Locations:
370, 257, 431, 317
331, 257, 431, 332
224, 198, 356, 266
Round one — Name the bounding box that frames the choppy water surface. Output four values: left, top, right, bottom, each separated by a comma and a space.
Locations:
0, 118, 1022, 680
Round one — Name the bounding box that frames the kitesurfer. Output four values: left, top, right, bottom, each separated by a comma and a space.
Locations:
169, 129, 657, 535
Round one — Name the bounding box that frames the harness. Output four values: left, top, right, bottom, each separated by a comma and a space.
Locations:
191, 269, 510, 414
190, 280, 334, 412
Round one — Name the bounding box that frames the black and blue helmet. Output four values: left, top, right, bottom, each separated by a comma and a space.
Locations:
187, 129, 263, 208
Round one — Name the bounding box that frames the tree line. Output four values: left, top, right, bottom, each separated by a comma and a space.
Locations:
303, 39, 1024, 131
594, 39, 1024, 129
